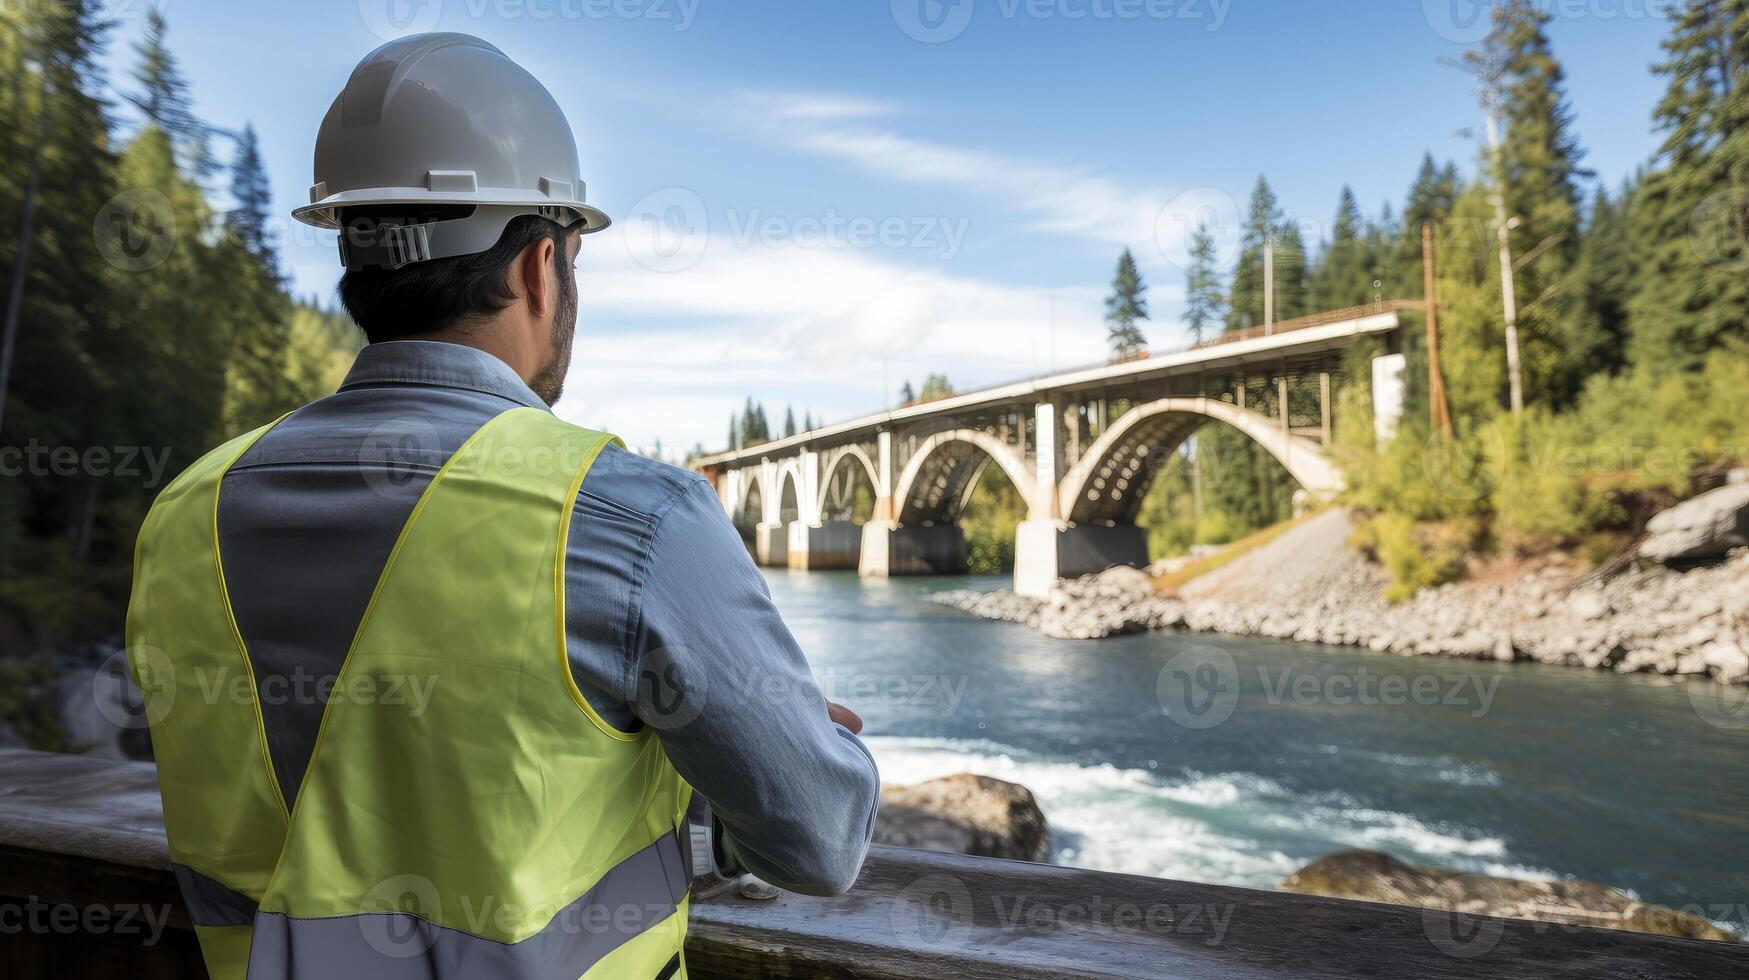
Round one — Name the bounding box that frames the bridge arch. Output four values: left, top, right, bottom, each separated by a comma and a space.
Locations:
893, 429, 1035, 526
818, 445, 880, 521
776, 461, 803, 525
1058, 397, 1341, 525
731, 470, 765, 542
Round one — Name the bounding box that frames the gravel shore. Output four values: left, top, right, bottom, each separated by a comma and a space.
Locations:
931, 508, 1749, 685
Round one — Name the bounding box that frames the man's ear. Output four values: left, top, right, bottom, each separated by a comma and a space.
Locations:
520, 235, 559, 319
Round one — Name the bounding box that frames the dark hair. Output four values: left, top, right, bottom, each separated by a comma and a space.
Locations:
337, 213, 569, 343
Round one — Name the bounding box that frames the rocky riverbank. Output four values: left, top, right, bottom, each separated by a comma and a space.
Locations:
1282, 850, 1739, 943
932, 500, 1749, 685
874, 772, 1740, 943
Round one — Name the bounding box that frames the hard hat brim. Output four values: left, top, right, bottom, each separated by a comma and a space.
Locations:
293, 188, 610, 235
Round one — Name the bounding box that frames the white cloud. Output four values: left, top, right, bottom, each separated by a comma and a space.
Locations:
556, 222, 1155, 454
736, 91, 1178, 250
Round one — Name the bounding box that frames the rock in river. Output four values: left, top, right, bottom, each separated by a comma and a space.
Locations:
875, 773, 1051, 863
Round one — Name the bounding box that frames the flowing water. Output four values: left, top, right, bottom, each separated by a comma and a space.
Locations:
767, 570, 1749, 922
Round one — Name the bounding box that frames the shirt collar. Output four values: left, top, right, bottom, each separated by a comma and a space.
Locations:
338, 340, 551, 412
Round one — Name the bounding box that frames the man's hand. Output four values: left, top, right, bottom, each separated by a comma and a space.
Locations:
827, 701, 863, 734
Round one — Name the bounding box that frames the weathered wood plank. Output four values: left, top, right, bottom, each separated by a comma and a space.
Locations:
2, 748, 1742, 979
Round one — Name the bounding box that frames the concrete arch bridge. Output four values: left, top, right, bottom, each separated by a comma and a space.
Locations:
695, 304, 1411, 596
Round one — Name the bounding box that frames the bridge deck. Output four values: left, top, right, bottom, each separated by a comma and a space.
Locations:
696, 304, 1404, 467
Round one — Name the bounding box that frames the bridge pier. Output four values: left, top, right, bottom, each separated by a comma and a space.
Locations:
787, 520, 863, 570
1014, 520, 1150, 598
858, 521, 967, 577
754, 521, 788, 567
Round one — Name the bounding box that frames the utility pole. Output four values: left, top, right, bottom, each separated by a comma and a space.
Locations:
1484, 110, 1524, 416
1262, 239, 1275, 335
1422, 222, 1453, 437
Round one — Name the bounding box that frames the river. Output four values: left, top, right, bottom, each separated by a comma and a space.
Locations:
767, 569, 1749, 922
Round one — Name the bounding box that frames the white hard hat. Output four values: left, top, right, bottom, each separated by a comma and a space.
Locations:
292, 33, 609, 270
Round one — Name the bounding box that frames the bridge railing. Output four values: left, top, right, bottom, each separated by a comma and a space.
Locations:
4, 748, 1744, 979
1189, 298, 1425, 351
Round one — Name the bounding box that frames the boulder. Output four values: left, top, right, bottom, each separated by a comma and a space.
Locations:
1282, 850, 1738, 944
1640, 484, 1749, 564
875, 773, 1050, 862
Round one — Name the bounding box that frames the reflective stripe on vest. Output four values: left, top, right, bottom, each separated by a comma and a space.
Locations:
128, 407, 692, 980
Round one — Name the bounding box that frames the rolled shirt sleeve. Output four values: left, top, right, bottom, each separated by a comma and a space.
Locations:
624, 477, 879, 896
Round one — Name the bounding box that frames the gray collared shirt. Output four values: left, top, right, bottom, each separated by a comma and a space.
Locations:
215, 340, 877, 895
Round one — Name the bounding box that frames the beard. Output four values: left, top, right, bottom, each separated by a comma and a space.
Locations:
528, 268, 578, 406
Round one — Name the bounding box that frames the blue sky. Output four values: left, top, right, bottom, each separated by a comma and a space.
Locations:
103, 0, 1672, 453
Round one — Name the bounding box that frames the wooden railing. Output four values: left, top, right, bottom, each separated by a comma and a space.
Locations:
2, 749, 1742, 979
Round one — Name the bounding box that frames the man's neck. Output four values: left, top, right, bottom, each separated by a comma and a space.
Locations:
398, 319, 536, 384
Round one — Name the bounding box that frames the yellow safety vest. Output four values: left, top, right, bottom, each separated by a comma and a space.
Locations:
127, 407, 692, 980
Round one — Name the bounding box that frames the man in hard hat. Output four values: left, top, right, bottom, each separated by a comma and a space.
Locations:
127, 33, 878, 980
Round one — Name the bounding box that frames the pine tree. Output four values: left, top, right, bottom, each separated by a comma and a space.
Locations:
1310, 187, 1375, 310
1227, 177, 1280, 332
898, 380, 916, 405
227, 122, 278, 279
728, 411, 739, 450
783, 405, 796, 438
1183, 222, 1224, 343
920, 374, 955, 401
127, 8, 214, 180
1624, 0, 1749, 370
1104, 248, 1149, 359
1473, 0, 1592, 403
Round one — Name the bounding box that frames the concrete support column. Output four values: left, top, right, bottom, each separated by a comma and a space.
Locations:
1028, 401, 1060, 523
1014, 522, 1150, 598
754, 458, 786, 566
859, 523, 966, 577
